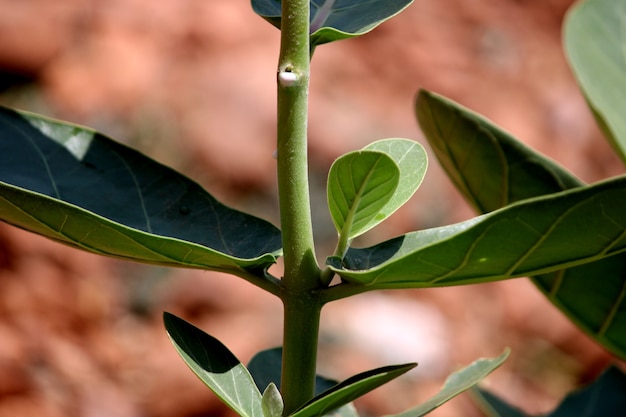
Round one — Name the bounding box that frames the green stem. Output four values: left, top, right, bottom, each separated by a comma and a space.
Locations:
280, 292, 322, 414
276, 0, 322, 414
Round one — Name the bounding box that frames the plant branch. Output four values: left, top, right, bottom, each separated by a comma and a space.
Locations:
276, 0, 322, 414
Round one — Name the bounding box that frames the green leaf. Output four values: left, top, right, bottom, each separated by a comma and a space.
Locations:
415, 90, 582, 214
163, 312, 263, 417
290, 362, 416, 417
248, 348, 337, 395
328, 175, 626, 288
364, 138, 428, 222
327, 149, 400, 245
251, 0, 414, 47
470, 388, 531, 417
247, 348, 361, 417
0, 107, 282, 280
415, 90, 626, 359
473, 366, 626, 417
564, 0, 626, 164
262, 383, 284, 417
387, 349, 509, 417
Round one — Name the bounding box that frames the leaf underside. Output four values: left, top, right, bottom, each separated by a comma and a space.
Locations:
388, 349, 509, 417
564, 0, 626, 164
414, 90, 626, 360
164, 312, 263, 417
473, 366, 626, 417
251, 0, 414, 46
0, 107, 281, 274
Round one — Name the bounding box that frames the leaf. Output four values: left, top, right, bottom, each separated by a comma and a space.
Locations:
471, 388, 530, 417
415, 90, 582, 214
247, 348, 337, 395
564, 0, 626, 164
0, 107, 282, 280
415, 90, 626, 359
472, 366, 626, 417
387, 349, 509, 417
327, 150, 400, 242
163, 312, 263, 417
251, 0, 414, 47
328, 175, 626, 288
262, 383, 284, 417
247, 348, 361, 417
290, 363, 416, 417
363, 138, 428, 225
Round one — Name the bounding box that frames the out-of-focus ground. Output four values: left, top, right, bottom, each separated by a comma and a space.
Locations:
0, 1, 624, 416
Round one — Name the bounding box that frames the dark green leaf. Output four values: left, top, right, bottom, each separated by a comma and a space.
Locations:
564, 0, 626, 163
388, 349, 509, 417
327, 150, 399, 241
329, 176, 626, 288
163, 313, 263, 417
471, 387, 530, 417
0, 107, 282, 280
415, 90, 626, 359
473, 366, 626, 417
290, 362, 416, 417
247, 348, 337, 395
251, 0, 414, 47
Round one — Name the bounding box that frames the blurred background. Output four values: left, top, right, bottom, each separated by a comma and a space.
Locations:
0, 0, 624, 416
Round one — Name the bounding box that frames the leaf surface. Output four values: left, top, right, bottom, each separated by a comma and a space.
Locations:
247, 348, 337, 395
565, 0, 626, 163
415, 90, 626, 359
327, 150, 399, 241
387, 349, 509, 417
0, 107, 282, 279
363, 138, 427, 225
328, 176, 626, 288
164, 312, 263, 417
251, 0, 414, 46
473, 366, 626, 417
290, 363, 416, 417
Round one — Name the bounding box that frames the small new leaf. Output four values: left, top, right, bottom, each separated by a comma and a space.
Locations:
262, 383, 284, 417
327, 150, 400, 249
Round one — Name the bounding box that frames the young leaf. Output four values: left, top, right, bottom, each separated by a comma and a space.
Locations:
388, 349, 509, 417
290, 363, 416, 417
364, 138, 428, 224
327, 150, 400, 247
262, 383, 284, 417
564, 0, 626, 164
416, 90, 626, 360
0, 107, 282, 285
472, 366, 626, 417
251, 0, 414, 47
163, 312, 263, 417
328, 175, 626, 288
